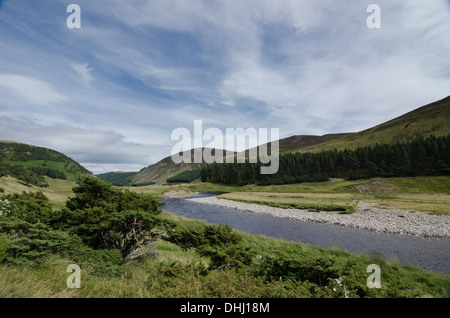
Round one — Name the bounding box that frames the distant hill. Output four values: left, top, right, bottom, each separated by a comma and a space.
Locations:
0, 141, 92, 186
96, 171, 138, 186
131, 148, 235, 185
246, 95, 450, 155
114, 95, 450, 186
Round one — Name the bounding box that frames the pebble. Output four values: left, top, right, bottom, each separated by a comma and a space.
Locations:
186, 197, 450, 238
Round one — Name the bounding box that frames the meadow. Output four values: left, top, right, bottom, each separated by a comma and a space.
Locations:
0, 209, 449, 298
186, 176, 450, 215
0, 175, 449, 298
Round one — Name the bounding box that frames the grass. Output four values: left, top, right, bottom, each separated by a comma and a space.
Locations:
366, 193, 450, 215
0, 210, 449, 298
185, 176, 450, 195
386, 176, 450, 193
2, 175, 448, 214
0, 176, 77, 209
218, 192, 358, 213
1, 175, 449, 298
181, 176, 450, 214
215, 190, 449, 215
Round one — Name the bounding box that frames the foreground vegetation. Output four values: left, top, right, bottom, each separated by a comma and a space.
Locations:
0, 212, 448, 298
0, 176, 449, 298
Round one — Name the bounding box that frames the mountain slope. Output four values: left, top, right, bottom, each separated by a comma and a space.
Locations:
125, 95, 450, 186
0, 141, 92, 183
131, 148, 235, 185
96, 171, 138, 186
242, 95, 450, 156
280, 95, 450, 154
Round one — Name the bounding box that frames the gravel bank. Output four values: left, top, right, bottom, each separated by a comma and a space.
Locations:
186, 196, 450, 238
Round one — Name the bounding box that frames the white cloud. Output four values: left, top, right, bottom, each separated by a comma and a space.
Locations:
0, 73, 67, 105
0, 116, 172, 173
0, 0, 449, 171
71, 63, 94, 88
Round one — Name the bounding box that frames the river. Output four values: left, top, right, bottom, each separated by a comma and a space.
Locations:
160, 193, 450, 276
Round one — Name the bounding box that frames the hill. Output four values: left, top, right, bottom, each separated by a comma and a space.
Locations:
95, 171, 138, 186
277, 95, 450, 154
119, 95, 450, 186
131, 148, 235, 185
237, 95, 450, 158
0, 141, 92, 186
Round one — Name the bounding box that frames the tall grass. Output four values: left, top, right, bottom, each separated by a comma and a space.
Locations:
0, 210, 449, 298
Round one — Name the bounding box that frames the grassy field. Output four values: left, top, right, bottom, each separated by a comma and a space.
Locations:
217, 192, 359, 213
0, 210, 449, 298
184, 177, 450, 215
216, 191, 450, 215
0, 176, 77, 208
0, 175, 449, 298
2, 175, 448, 214
120, 176, 450, 214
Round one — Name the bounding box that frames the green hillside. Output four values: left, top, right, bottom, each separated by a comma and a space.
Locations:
167, 169, 202, 183
281, 95, 450, 154
132, 148, 235, 185
96, 171, 138, 186
0, 141, 92, 186
119, 95, 450, 186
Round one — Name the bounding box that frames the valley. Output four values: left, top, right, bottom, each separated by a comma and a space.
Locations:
0, 96, 449, 298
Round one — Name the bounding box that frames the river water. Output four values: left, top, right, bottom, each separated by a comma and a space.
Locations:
160, 193, 450, 276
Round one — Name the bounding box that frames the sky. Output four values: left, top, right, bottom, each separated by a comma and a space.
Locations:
0, 0, 449, 174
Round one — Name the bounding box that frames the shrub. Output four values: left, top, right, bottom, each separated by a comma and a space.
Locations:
253, 254, 344, 286
61, 177, 167, 259
103, 210, 165, 258
0, 233, 8, 263
87, 249, 125, 276
0, 217, 83, 265
65, 177, 163, 214
165, 224, 254, 270
2, 191, 56, 224
0, 198, 13, 216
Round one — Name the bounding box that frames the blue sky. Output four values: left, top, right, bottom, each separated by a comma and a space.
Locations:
0, 0, 449, 173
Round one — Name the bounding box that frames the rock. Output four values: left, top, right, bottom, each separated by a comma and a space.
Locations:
187, 196, 450, 238
123, 244, 159, 262
163, 189, 197, 198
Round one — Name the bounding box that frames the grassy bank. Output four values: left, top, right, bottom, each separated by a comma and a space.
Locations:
0, 210, 449, 298
122, 176, 450, 214
2, 175, 448, 214
185, 176, 450, 215
217, 192, 358, 213
1, 175, 448, 298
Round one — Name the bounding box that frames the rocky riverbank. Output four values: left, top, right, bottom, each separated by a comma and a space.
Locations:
163, 189, 197, 198
186, 196, 450, 238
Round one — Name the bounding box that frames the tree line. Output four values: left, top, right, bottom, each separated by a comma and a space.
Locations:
0, 143, 67, 162
0, 160, 69, 187
200, 134, 450, 186
167, 169, 201, 183
0, 142, 91, 176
